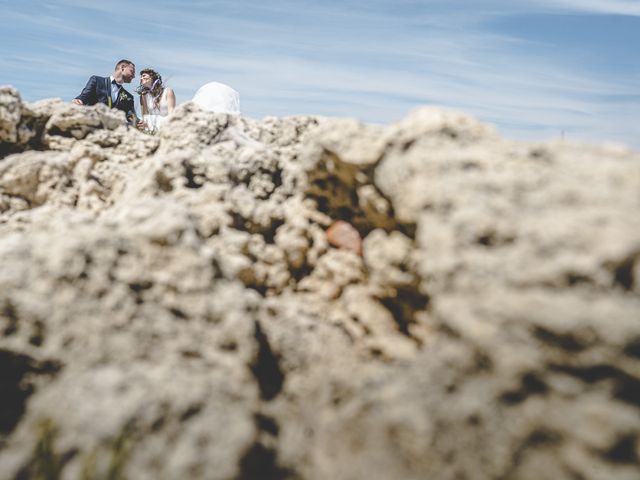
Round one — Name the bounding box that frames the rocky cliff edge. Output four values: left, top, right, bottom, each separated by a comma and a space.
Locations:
1, 86, 639, 479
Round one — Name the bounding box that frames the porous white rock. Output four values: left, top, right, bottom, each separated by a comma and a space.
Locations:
1, 88, 639, 480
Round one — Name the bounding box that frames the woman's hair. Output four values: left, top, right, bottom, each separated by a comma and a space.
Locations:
138, 68, 164, 109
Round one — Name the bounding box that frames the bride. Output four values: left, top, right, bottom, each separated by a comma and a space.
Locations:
136, 68, 176, 133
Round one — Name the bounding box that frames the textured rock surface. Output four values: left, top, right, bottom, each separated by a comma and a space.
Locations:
1, 85, 639, 479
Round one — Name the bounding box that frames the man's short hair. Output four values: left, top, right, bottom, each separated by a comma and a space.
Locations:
115, 59, 134, 69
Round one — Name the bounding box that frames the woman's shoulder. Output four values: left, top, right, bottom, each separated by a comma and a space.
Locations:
163, 87, 176, 104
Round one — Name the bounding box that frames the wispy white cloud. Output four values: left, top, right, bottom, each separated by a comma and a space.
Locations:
527, 0, 640, 16
3, 9, 112, 41
405, 0, 640, 17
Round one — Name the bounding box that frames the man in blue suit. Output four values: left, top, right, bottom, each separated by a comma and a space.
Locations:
72, 59, 137, 124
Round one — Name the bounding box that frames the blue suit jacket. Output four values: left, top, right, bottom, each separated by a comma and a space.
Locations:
75, 75, 136, 122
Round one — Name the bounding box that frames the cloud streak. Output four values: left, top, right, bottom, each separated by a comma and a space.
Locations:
529, 0, 640, 16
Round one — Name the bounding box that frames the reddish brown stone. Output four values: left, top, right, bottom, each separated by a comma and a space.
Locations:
326, 220, 362, 256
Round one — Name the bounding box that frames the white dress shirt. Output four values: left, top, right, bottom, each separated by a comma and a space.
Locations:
109, 76, 121, 103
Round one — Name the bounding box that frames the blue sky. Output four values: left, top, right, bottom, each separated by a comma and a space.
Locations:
1, 0, 639, 148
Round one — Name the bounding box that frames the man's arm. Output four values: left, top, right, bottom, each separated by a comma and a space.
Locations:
123, 96, 137, 125
73, 75, 99, 105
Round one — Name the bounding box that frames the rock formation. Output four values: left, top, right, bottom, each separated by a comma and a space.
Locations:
1, 85, 639, 479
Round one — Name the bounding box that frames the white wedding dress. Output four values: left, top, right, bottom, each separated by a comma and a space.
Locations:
142, 89, 170, 132
191, 82, 240, 114
141, 82, 240, 130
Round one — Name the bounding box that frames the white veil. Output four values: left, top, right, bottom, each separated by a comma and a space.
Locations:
191, 82, 241, 114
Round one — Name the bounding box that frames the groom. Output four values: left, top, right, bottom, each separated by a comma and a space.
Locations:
72, 59, 137, 123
